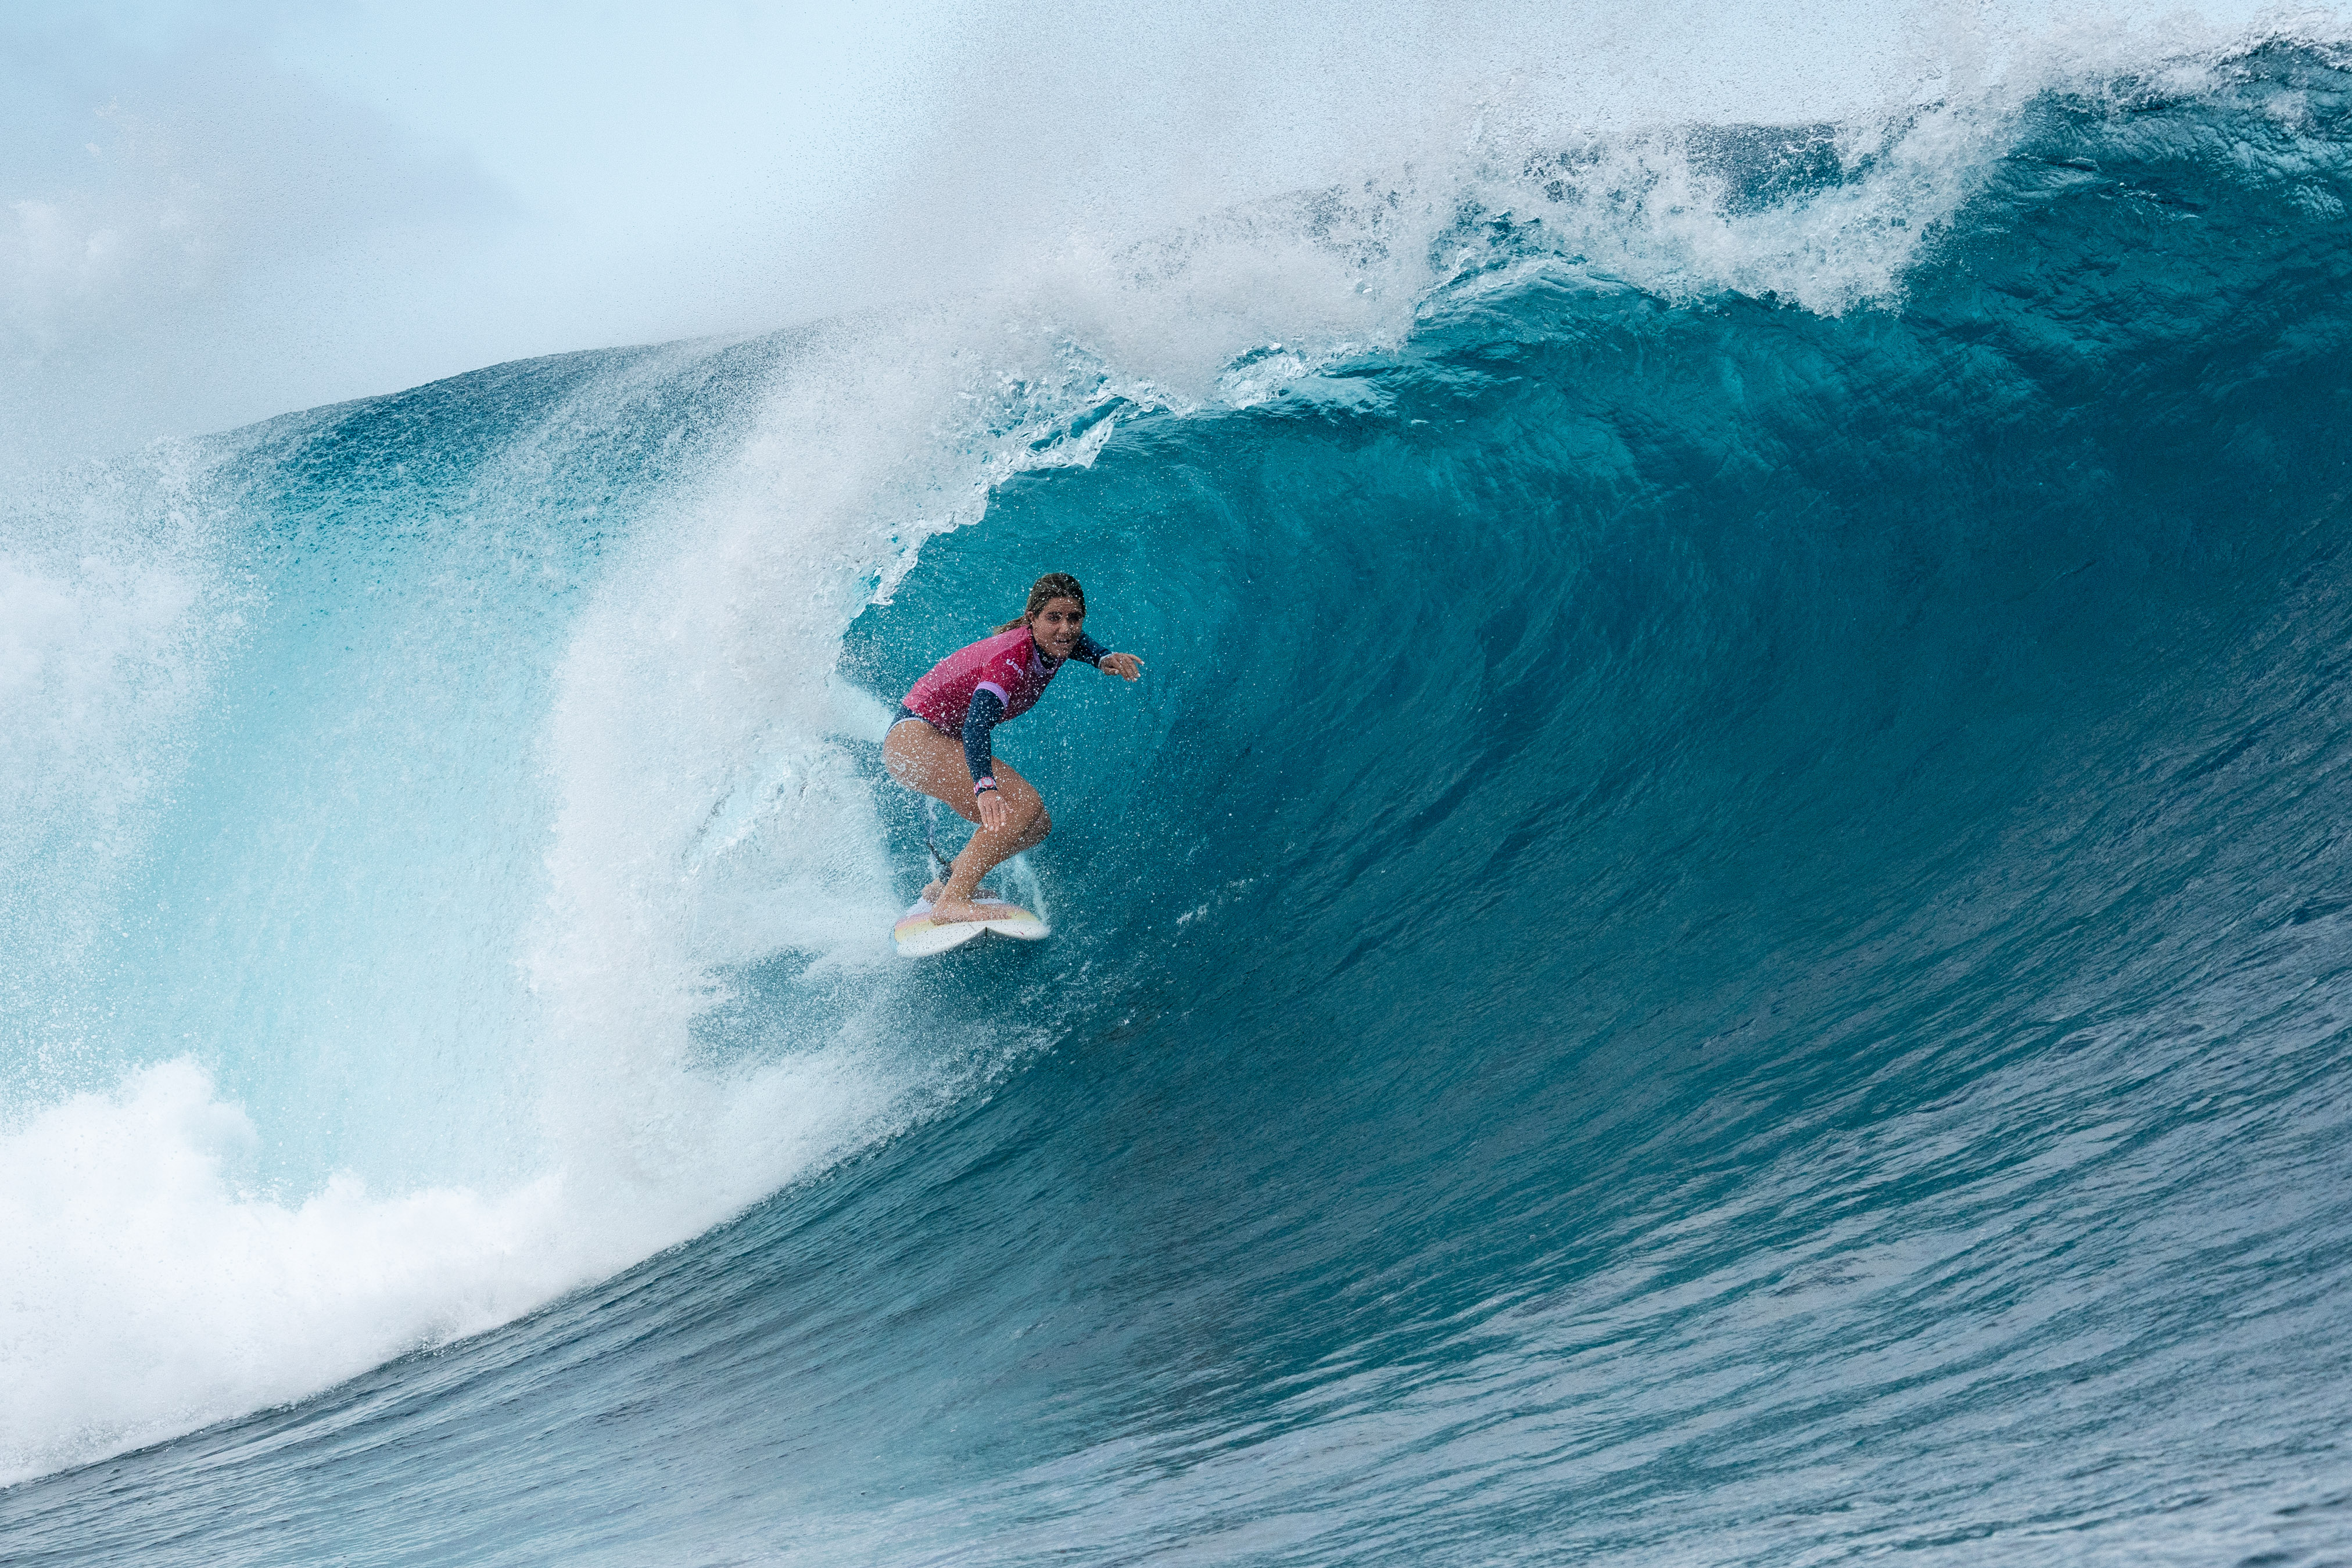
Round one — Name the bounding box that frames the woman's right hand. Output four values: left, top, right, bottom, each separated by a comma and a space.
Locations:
976, 787, 1009, 833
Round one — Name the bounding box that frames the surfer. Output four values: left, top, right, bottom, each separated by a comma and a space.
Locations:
884, 572, 1143, 924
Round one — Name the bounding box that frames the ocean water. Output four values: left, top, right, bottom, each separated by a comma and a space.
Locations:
6, 34, 2352, 1568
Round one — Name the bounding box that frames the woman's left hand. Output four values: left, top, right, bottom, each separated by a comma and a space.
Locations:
1101, 652, 1143, 681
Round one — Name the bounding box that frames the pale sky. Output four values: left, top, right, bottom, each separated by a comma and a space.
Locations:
2, 2, 972, 469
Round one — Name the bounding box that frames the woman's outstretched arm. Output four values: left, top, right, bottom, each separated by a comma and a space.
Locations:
1073, 633, 1142, 681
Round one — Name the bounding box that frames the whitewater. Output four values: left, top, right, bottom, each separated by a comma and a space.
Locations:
6, 12, 2352, 1565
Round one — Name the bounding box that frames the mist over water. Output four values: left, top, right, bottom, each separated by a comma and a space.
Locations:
5, 0, 2285, 467
7, 5, 2352, 1564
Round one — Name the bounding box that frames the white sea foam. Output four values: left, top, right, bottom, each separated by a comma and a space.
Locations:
0, 1061, 568, 1477
0, 1038, 938, 1484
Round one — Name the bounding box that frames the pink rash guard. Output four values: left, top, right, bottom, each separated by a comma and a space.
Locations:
903, 626, 1065, 732
899, 626, 1114, 787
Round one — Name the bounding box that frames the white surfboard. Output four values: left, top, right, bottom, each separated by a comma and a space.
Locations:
892, 897, 1050, 957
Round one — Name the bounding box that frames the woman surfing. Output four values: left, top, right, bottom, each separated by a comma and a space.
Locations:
884, 572, 1143, 928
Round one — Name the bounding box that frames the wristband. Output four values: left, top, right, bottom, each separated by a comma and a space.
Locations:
974, 776, 998, 795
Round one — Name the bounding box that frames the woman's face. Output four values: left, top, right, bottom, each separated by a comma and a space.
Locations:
1029, 596, 1085, 659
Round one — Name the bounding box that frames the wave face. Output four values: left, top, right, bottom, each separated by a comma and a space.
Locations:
9, 41, 2352, 1567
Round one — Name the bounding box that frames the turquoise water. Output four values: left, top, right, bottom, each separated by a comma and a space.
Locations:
5, 45, 2352, 1566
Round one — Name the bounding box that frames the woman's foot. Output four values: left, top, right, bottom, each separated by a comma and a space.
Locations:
922, 880, 999, 913
932, 890, 1010, 924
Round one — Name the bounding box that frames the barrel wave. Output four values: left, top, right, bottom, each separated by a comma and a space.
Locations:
6, 43, 2352, 1567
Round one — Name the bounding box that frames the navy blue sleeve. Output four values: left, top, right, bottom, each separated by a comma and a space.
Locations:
1071, 633, 1112, 668
962, 687, 1006, 786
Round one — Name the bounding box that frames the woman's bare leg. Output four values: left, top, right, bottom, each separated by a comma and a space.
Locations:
883, 719, 1052, 921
